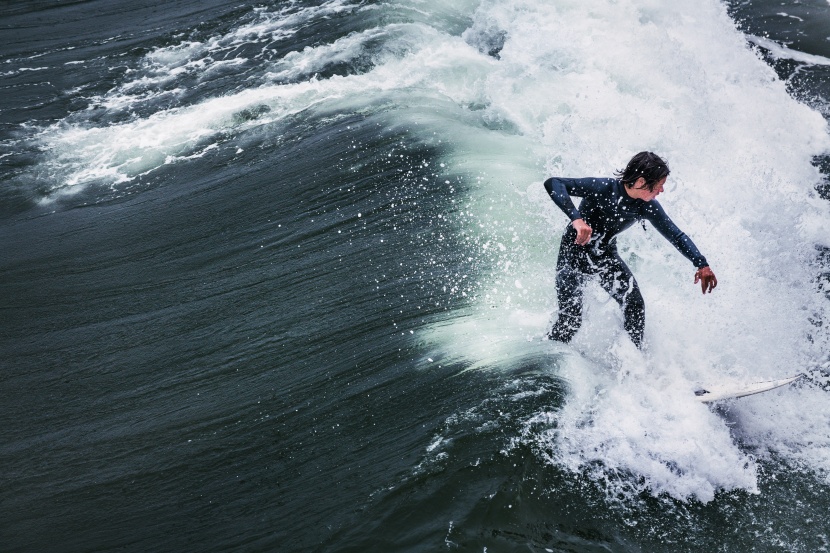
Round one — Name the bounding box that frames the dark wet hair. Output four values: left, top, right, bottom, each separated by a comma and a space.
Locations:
615, 151, 670, 190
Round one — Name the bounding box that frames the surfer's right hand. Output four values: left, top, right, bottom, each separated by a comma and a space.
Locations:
694, 266, 717, 294
572, 218, 592, 246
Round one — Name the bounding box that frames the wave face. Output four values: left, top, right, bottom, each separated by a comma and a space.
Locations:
2, 0, 830, 551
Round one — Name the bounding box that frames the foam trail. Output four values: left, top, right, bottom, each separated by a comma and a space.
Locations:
748, 35, 830, 66
92, 0, 362, 111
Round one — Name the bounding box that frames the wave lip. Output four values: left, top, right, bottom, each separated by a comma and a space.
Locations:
25, 19, 497, 199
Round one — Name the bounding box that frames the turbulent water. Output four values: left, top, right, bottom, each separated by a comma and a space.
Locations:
3, 0, 830, 551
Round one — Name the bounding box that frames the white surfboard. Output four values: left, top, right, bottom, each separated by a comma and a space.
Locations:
694, 374, 804, 403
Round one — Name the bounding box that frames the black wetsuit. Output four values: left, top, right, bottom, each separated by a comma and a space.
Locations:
544, 177, 708, 347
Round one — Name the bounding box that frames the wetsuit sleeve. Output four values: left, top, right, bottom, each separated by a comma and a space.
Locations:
644, 201, 709, 268
543, 177, 609, 221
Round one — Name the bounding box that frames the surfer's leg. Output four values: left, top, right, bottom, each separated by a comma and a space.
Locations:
549, 228, 592, 343
598, 256, 645, 348
548, 263, 585, 342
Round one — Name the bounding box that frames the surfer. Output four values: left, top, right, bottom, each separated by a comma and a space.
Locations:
544, 151, 717, 348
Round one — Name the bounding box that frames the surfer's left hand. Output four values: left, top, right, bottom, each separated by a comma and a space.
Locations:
694, 266, 717, 294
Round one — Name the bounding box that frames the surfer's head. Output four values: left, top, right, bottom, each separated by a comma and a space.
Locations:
616, 151, 670, 191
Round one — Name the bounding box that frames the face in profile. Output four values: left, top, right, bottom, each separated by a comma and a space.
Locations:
628, 176, 666, 201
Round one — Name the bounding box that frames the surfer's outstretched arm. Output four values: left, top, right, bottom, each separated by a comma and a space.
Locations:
643, 201, 717, 294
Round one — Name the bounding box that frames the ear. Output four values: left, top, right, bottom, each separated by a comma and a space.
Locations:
633, 176, 647, 189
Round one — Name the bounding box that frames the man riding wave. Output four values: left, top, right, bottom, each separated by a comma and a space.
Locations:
544, 151, 717, 348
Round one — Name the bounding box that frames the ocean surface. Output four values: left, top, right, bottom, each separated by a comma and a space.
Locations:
2, 1, 830, 551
